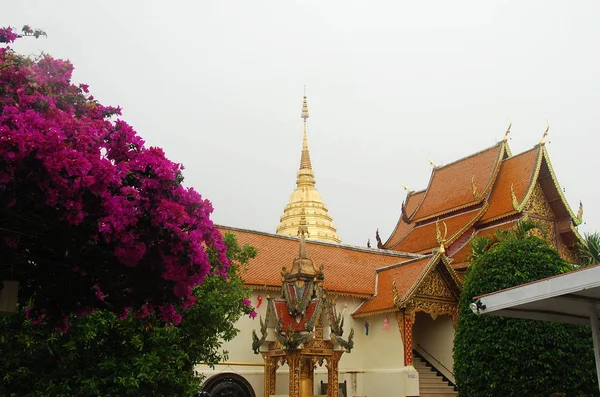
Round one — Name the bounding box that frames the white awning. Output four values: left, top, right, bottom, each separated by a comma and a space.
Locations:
472, 264, 600, 326
471, 264, 600, 392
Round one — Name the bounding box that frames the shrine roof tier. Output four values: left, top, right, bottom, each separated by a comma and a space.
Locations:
352, 256, 432, 317
384, 140, 583, 260
410, 142, 506, 222
353, 252, 462, 318
218, 225, 422, 297
391, 206, 487, 253
478, 147, 539, 223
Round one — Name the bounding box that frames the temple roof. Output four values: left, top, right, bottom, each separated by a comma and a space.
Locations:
391, 207, 486, 253
411, 143, 505, 221
479, 147, 539, 223
275, 91, 341, 243
351, 256, 432, 316
383, 138, 583, 261
219, 225, 420, 297
352, 251, 462, 318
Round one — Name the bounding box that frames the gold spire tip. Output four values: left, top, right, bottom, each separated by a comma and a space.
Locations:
428, 154, 436, 168
301, 87, 309, 120
540, 119, 549, 145
503, 118, 512, 141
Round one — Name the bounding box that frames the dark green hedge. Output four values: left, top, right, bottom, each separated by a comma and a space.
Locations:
454, 236, 598, 397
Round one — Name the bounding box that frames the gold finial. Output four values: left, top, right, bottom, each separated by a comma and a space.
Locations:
540, 120, 549, 145
471, 175, 482, 201
403, 184, 411, 193
301, 86, 309, 121
510, 183, 520, 210
428, 154, 436, 168
577, 200, 584, 222
435, 219, 448, 253
503, 118, 512, 142
299, 89, 313, 171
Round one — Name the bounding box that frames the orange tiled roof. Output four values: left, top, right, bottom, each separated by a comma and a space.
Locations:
449, 220, 518, 267
218, 226, 420, 296
393, 207, 485, 253
383, 191, 424, 248
412, 143, 504, 221
479, 147, 539, 223
352, 257, 433, 316
405, 190, 425, 217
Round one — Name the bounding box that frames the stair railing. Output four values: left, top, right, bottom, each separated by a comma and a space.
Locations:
414, 344, 455, 385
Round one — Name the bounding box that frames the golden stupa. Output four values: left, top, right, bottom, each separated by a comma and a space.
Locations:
275, 90, 341, 243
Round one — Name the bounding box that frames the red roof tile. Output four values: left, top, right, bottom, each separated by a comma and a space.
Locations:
352, 257, 432, 316
479, 147, 539, 223
393, 208, 484, 253
412, 144, 503, 221
219, 226, 418, 296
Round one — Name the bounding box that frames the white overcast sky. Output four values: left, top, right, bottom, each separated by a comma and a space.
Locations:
5, 0, 600, 246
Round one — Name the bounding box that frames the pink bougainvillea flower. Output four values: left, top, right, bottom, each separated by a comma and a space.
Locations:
0, 26, 230, 331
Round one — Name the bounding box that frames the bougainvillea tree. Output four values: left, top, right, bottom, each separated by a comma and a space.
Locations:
0, 26, 230, 330
0, 233, 257, 397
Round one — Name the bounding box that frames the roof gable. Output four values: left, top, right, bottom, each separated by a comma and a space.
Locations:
411, 143, 504, 221
352, 252, 462, 318
479, 147, 540, 223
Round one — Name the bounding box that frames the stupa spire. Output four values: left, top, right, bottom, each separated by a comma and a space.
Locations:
299, 86, 312, 171
275, 89, 341, 243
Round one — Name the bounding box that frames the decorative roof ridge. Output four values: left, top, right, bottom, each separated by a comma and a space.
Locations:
412, 202, 486, 226
429, 141, 503, 171
351, 256, 434, 319
388, 206, 484, 251
407, 168, 436, 223
445, 203, 490, 247
407, 188, 426, 196
375, 254, 434, 273
396, 252, 462, 307
478, 142, 508, 200
501, 145, 538, 162
511, 145, 544, 212
412, 143, 505, 223
477, 210, 520, 226
218, 224, 423, 258
382, 190, 426, 248
539, 146, 584, 225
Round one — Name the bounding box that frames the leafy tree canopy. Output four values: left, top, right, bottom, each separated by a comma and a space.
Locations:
0, 232, 257, 397
454, 223, 598, 397
0, 26, 228, 329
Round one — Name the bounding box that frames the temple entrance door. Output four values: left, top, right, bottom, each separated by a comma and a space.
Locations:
412, 311, 456, 380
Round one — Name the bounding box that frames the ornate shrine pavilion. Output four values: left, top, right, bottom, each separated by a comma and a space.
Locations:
197, 93, 584, 397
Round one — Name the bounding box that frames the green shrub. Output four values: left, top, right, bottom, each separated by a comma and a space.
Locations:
454, 236, 598, 397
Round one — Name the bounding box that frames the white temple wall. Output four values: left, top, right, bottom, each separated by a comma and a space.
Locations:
412, 311, 455, 374
196, 291, 421, 396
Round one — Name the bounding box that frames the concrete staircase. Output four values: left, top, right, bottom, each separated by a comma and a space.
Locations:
413, 356, 457, 397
